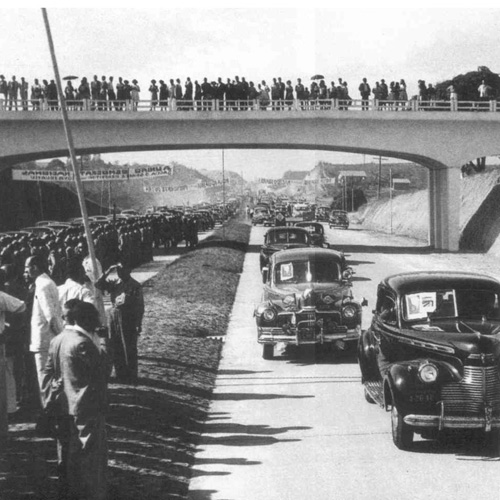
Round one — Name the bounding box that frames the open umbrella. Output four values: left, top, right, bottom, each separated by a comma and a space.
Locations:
63, 75, 78, 80
311, 74, 325, 80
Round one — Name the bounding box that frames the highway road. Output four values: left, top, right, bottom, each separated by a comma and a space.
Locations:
188, 223, 500, 500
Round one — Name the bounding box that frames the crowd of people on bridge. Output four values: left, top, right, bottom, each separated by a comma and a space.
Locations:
0, 73, 489, 112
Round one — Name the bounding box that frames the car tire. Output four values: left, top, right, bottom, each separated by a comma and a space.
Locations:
364, 387, 376, 404
262, 344, 274, 360
391, 405, 413, 450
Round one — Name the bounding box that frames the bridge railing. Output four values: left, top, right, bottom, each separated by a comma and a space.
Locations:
0, 97, 498, 113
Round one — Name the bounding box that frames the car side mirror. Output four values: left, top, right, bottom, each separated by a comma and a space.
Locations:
262, 267, 269, 283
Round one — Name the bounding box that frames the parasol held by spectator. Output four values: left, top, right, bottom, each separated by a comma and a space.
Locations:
63, 75, 78, 80
311, 74, 325, 80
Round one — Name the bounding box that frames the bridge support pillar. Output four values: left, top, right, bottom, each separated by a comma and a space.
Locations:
429, 167, 461, 251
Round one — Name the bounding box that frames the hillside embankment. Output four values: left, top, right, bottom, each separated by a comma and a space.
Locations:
356, 168, 500, 254
0, 168, 108, 230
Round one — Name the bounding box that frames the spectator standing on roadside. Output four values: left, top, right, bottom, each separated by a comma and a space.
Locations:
295, 78, 305, 109
24, 255, 63, 395
0, 268, 27, 415
42, 299, 108, 500
96, 263, 143, 383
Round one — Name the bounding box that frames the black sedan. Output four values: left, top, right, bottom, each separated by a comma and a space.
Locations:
358, 271, 500, 450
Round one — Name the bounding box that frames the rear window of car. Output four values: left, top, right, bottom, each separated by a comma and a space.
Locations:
269, 231, 308, 244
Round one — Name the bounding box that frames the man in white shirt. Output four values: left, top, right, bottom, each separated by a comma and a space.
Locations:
58, 257, 95, 309
24, 255, 63, 393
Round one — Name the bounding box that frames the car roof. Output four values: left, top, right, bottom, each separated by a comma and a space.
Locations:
295, 221, 322, 228
272, 247, 343, 264
381, 271, 500, 295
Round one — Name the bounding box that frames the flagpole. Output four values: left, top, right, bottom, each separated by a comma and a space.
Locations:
41, 9, 105, 323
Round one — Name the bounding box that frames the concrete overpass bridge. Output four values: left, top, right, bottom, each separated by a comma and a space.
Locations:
1, 106, 500, 251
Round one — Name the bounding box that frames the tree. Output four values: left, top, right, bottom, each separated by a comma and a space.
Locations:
435, 66, 500, 101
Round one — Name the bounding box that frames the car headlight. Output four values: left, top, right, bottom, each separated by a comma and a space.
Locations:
261, 308, 277, 322
418, 363, 438, 383
342, 304, 357, 319
283, 295, 296, 307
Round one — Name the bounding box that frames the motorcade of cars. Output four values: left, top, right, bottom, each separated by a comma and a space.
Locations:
252, 205, 273, 226
121, 209, 140, 216
255, 247, 366, 360
358, 271, 500, 450
259, 226, 311, 269
21, 226, 58, 236
329, 210, 349, 229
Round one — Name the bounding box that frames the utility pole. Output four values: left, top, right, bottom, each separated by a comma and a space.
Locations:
378, 155, 382, 200
222, 149, 226, 240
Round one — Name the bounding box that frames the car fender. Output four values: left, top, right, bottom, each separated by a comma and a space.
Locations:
384, 359, 461, 411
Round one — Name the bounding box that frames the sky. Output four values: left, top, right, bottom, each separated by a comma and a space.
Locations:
2, 6, 500, 178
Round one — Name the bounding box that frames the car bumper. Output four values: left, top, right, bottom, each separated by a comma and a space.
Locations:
404, 406, 500, 432
257, 327, 361, 345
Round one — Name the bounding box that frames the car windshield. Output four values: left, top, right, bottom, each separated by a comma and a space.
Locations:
268, 230, 308, 245
275, 258, 340, 284
403, 288, 500, 321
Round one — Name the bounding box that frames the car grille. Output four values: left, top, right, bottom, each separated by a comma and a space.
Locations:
440, 366, 500, 414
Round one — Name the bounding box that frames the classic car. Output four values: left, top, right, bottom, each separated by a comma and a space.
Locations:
259, 226, 311, 269
294, 221, 328, 248
252, 206, 273, 226
329, 210, 349, 229
358, 271, 500, 450
315, 206, 330, 222
255, 247, 365, 359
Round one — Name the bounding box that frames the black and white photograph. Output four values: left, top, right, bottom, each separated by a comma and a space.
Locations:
1, 5, 500, 500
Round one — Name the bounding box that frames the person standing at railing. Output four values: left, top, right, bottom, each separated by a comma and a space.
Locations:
64, 81, 76, 110
98, 76, 108, 111
130, 79, 140, 111
427, 83, 437, 108
372, 81, 383, 109
201, 77, 212, 111
78, 77, 90, 111
278, 77, 285, 110
108, 76, 116, 111
90, 75, 100, 111
379, 79, 388, 108
257, 82, 270, 110
214, 77, 225, 111
184, 77, 193, 110
285, 80, 294, 110
168, 79, 176, 110
398, 79, 408, 110
447, 83, 458, 111
47, 79, 58, 111
478, 79, 493, 110
115, 77, 125, 111
31, 78, 43, 111
271, 78, 279, 110
7, 76, 19, 111
159, 79, 168, 111
319, 79, 328, 109
149, 79, 159, 111
0, 75, 7, 110
248, 81, 258, 109
328, 81, 338, 107
194, 80, 202, 110
20, 77, 29, 111
225, 78, 234, 110
296, 78, 305, 109
358, 77, 371, 110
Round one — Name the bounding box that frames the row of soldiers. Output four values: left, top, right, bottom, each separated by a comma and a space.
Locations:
0, 212, 199, 285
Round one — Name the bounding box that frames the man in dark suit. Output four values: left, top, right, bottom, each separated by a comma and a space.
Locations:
42, 299, 108, 500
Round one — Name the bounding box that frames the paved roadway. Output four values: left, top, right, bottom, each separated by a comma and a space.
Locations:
188, 223, 500, 500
